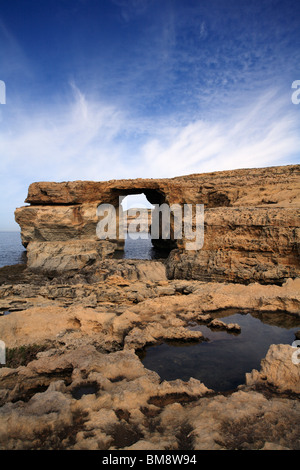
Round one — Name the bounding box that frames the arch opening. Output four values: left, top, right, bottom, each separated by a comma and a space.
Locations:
111, 192, 176, 260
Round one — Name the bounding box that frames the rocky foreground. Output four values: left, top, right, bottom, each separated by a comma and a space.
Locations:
0, 261, 299, 450
1, 165, 299, 450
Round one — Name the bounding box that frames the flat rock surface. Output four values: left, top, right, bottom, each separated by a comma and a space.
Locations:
2, 165, 300, 449
0, 263, 299, 450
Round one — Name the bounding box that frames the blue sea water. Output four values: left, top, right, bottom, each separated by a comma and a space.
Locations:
114, 235, 170, 260
0, 232, 167, 268
0, 232, 26, 268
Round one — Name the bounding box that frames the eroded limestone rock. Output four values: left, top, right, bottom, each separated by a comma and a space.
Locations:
2, 274, 300, 452
245, 344, 300, 394
0, 342, 299, 450
15, 165, 300, 283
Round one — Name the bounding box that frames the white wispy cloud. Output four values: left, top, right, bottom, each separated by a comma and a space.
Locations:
0, 84, 125, 180
0, 83, 299, 229
140, 88, 300, 177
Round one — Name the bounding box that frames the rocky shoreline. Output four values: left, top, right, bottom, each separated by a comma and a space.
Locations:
1, 165, 299, 450
0, 261, 299, 450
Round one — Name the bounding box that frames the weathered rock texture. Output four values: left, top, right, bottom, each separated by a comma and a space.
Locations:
1, 264, 300, 450
1, 342, 299, 451
15, 165, 300, 284
2, 165, 299, 451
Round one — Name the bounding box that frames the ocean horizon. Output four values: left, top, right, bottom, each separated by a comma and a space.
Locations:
0, 231, 26, 268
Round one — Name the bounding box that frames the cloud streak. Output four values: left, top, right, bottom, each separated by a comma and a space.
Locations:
0, 82, 299, 229
140, 88, 300, 177
1, 1, 299, 231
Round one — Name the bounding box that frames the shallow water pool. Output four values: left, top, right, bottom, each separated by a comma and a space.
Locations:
138, 311, 300, 392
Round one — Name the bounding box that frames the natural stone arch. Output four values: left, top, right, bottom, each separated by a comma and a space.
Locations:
14, 165, 300, 283
108, 186, 167, 207
106, 187, 179, 257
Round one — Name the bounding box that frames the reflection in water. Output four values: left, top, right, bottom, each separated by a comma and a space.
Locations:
138, 312, 300, 392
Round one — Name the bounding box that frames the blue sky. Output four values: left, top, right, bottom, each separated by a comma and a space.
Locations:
0, 0, 299, 229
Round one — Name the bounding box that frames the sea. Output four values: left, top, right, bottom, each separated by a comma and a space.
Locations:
0, 232, 168, 268
114, 235, 170, 260
0, 232, 26, 268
